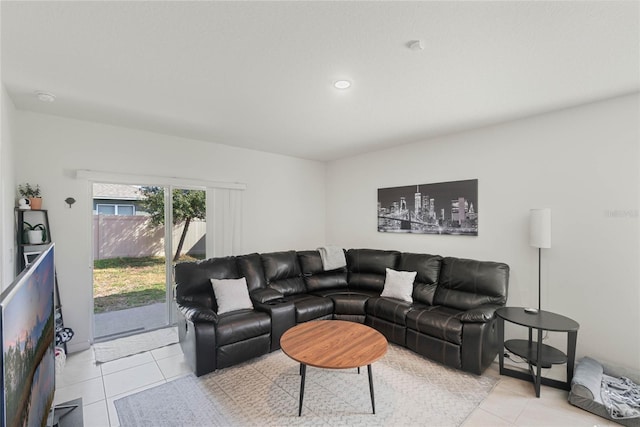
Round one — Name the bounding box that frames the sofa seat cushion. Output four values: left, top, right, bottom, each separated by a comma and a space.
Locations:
406, 306, 464, 345
311, 289, 377, 316
327, 292, 370, 316
312, 288, 379, 298
216, 309, 271, 347
285, 294, 334, 323
366, 297, 415, 326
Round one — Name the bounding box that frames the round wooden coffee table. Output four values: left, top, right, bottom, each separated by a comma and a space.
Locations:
280, 320, 388, 416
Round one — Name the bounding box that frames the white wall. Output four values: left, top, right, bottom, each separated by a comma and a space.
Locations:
9, 94, 639, 373
15, 112, 326, 352
326, 94, 640, 373
0, 85, 17, 290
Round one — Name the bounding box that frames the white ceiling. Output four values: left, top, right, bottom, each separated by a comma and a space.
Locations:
2, 1, 639, 161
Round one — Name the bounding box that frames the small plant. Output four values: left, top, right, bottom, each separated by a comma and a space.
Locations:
18, 183, 41, 198
23, 221, 45, 231
23, 221, 46, 243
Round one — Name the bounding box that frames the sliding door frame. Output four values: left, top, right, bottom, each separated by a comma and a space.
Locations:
78, 170, 245, 342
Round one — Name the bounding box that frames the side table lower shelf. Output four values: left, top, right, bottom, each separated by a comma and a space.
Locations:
502, 338, 572, 394
496, 307, 579, 398
504, 339, 567, 367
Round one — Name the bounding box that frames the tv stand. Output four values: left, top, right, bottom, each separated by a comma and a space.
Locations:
49, 398, 83, 427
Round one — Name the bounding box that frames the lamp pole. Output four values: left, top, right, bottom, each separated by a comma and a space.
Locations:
529, 208, 551, 314
538, 247, 542, 311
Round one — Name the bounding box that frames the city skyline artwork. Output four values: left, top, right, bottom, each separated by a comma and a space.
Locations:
378, 179, 478, 236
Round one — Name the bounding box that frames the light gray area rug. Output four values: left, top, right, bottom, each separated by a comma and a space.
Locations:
114, 344, 499, 426
93, 327, 178, 363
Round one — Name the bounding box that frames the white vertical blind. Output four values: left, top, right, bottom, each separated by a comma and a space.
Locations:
206, 188, 244, 258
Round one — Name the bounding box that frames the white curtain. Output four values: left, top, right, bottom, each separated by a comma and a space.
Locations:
206, 188, 244, 258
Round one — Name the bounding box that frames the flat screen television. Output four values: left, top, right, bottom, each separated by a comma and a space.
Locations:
0, 244, 55, 427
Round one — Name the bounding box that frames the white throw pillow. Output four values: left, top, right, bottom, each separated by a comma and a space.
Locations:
210, 277, 254, 314
380, 268, 417, 303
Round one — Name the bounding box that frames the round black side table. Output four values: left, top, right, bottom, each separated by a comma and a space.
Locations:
496, 307, 579, 397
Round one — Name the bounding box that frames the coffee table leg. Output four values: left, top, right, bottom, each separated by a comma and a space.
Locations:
299, 364, 306, 416
368, 364, 375, 414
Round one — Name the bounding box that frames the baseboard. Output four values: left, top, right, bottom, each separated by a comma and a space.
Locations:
67, 340, 91, 354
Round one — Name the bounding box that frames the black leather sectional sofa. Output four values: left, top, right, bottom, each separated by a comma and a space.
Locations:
175, 248, 509, 377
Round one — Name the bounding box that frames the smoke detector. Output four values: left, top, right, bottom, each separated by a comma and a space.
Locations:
408, 40, 424, 51
35, 91, 56, 102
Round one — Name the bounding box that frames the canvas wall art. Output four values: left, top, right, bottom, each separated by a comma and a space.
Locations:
378, 179, 478, 235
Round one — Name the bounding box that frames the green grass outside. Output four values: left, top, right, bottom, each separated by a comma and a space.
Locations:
93, 255, 203, 313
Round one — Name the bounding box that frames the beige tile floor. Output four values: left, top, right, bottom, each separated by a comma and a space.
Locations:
54, 343, 191, 427
466, 362, 615, 426
55, 345, 614, 426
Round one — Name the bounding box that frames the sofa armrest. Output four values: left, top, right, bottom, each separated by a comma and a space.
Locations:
177, 304, 218, 377
251, 288, 285, 303
461, 317, 499, 374
459, 304, 501, 323
253, 299, 296, 351
178, 303, 218, 323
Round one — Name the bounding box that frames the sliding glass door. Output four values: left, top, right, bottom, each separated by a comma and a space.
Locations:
92, 183, 206, 340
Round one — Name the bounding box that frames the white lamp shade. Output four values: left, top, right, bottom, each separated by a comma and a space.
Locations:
530, 208, 551, 248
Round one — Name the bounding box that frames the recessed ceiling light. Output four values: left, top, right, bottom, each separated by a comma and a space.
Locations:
35, 91, 56, 102
334, 80, 351, 89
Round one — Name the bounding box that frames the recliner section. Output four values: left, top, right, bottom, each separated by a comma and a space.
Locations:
261, 250, 334, 325
299, 249, 373, 323
175, 247, 509, 377
175, 256, 273, 377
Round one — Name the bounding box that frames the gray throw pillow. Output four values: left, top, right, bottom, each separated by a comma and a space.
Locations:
210, 277, 254, 314
380, 268, 417, 303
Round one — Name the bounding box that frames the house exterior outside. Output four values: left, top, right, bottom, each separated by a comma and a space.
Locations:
92, 183, 147, 216
92, 183, 205, 259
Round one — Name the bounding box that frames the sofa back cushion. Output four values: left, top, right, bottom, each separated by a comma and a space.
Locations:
236, 253, 267, 292
298, 250, 348, 292
398, 252, 443, 305
434, 257, 509, 310
346, 249, 400, 292
174, 256, 239, 310
261, 250, 306, 296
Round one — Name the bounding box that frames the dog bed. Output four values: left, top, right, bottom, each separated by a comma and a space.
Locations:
569, 357, 640, 426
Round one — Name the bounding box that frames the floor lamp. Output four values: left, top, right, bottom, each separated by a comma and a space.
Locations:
527, 208, 551, 314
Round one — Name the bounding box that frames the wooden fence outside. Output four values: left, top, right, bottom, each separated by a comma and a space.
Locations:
93, 215, 205, 260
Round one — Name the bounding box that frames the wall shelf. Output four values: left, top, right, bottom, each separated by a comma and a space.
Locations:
15, 208, 69, 352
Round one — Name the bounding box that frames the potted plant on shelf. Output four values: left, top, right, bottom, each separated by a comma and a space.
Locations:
18, 183, 43, 210
23, 221, 46, 244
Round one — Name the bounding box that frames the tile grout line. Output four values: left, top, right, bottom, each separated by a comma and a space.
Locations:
97, 350, 112, 426
156, 357, 169, 381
